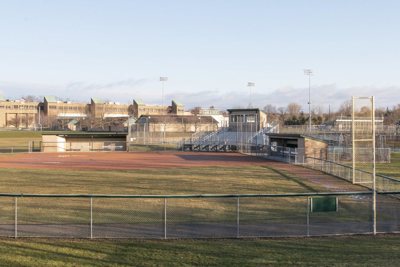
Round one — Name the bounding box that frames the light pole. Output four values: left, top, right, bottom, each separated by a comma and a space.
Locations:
247, 82, 255, 108
160, 77, 168, 108
304, 69, 313, 132
37, 105, 42, 131
160, 77, 168, 146
144, 116, 151, 145
143, 117, 146, 145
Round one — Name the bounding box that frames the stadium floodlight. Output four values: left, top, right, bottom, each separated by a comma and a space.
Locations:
247, 82, 255, 108
304, 69, 313, 132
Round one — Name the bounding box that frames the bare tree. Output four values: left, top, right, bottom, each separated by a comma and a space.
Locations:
22, 95, 41, 102
190, 107, 201, 115
286, 103, 302, 117
337, 100, 352, 117
312, 105, 324, 117
263, 104, 277, 114
277, 107, 287, 123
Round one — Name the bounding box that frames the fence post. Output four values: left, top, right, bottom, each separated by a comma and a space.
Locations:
14, 197, 18, 238
236, 197, 240, 238
306, 197, 310, 237
90, 197, 93, 239
164, 198, 167, 239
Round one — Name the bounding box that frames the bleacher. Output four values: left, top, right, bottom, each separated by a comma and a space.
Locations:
183, 123, 279, 152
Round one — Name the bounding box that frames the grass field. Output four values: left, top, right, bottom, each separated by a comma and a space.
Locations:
0, 132, 398, 266
377, 153, 400, 179
0, 235, 399, 266
0, 165, 330, 195
0, 162, 372, 232
0, 131, 41, 148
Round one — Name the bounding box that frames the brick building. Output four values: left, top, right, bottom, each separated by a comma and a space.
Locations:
90, 98, 130, 119
0, 96, 38, 128
136, 115, 218, 133
132, 100, 185, 118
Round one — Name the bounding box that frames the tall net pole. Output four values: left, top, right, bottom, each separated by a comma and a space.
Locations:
372, 96, 376, 235
351, 96, 376, 234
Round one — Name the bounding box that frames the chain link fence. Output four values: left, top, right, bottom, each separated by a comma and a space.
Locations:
0, 192, 399, 239
302, 157, 400, 192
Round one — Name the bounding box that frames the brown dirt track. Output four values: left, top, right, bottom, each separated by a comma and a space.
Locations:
0, 152, 270, 171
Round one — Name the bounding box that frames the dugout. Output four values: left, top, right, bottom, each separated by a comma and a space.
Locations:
41, 132, 127, 152
267, 133, 328, 163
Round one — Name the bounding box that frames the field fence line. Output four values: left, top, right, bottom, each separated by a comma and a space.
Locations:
0, 192, 399, 239
239, 143, 399, 193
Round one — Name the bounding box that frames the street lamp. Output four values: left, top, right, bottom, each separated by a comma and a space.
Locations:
304, 69, 313, 132
247, 82, 255, 108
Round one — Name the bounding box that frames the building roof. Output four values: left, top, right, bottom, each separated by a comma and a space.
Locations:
139, 115, 218, 124
43, 132, 127, 138
267, 133, 328, 143
44, 96, 58, 103
91, 98, 105, 104
227, 108, 264, 113
172, 100, 184, 106
133, 99, 145, 105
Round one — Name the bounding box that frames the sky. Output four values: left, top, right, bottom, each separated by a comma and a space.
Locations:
0, 0, 399, 111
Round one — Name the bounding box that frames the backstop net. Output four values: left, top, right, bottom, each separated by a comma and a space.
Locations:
352, 96, 376, 185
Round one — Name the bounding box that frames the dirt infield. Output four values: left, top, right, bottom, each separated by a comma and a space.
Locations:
0, 152, 270, 171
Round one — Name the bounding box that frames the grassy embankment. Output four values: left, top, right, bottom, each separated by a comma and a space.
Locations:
0, 235, 399, 266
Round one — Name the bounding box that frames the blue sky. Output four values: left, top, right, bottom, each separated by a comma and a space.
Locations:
0, 0, 399, 110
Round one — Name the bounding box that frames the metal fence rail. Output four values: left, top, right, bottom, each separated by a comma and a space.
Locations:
0, 192, 399, 239
303, 157, 400, 192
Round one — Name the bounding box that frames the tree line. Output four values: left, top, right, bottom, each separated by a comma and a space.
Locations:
262, 101, 400, 126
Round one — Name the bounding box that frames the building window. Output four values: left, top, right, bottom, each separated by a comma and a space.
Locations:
247, 115, 255, 123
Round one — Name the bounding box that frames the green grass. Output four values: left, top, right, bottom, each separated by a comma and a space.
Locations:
0, 166, 321, 223
0, 151, 395, 265
0, 165, 371, 229
0, 131, 42, 139
0, 235, 399, 266
377, 152, 400, 179
128, 144, 178, 152
0, 131, 42, 148
0, 166, 323, 195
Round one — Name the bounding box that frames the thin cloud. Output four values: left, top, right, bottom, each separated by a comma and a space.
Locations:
0, 80, 398, 110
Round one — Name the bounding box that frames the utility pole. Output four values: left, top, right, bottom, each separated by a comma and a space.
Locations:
247, 82, 255, 108
304, 69, 313, 132
160, 77, 168, 147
